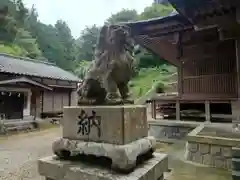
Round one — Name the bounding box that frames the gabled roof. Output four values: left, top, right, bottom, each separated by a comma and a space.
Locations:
0, 54, 79, 82
168, 0, 239, 23
125, 11, 191, 36
0, 77, 53, 90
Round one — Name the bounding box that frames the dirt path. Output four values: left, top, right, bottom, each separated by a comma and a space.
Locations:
0, 127, 231, 180
0, 128, 60, 180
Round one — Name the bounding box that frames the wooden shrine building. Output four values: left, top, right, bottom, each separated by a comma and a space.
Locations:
126, 0, 240, 123
0, 53, 79, 123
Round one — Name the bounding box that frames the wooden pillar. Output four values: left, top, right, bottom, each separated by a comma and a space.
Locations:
70, 89, 78, 106
205, 100, 211, 122
232, 101, 240, 124
235, 39, 240, 97
177, 31, 184, 96
234, 38, 240, 124
151, 100, 156, 119
177, 65, 183, 96
176, 100, 180, 120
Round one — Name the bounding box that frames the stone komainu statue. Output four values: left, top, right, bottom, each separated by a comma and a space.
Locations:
77, 24, 135, 104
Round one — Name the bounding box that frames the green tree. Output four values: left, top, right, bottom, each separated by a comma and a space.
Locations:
139, 4, 174, 20
14, 27, 42, 58
76, 9, 139, 62
74, 60, 91, 78
75, 25, 100, 61
55, 20, 75, 59
106, 9, 138, 24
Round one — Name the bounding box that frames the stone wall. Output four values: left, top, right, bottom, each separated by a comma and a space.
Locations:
185, 142, 232, 169
148, 120, 198, 143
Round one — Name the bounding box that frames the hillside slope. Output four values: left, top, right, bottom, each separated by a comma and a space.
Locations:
130, 65, 177, 100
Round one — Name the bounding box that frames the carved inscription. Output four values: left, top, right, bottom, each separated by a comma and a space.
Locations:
77, 110, 101, 137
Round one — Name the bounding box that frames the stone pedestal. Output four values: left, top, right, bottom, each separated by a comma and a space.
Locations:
62, 105, 148, 145
52, 136, 156, 171
38, 153, 168, 180
56, 105, 155, 171
38, 104, 168, 178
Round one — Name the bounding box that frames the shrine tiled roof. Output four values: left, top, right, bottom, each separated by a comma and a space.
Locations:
168, 0, 237, 21
124, 11, 191, 36
0, 53, 79, 82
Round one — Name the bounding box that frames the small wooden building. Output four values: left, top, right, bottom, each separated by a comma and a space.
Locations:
126, 0, 240, 122
0, 53, 79, 122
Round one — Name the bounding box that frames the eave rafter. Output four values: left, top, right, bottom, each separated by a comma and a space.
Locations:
134, 34, 181, 67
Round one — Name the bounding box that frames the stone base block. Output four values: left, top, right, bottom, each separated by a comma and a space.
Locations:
38, 153, 168, 180
62, 105, 148, 145
52, 136, 156, 171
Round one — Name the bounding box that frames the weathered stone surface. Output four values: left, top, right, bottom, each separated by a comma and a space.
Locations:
213, 157, 225, 169
149, 124, 194, 142
191, 152, 202, 164
221, 147, 232, 157
226, 159, 232, 169
62, 105, 148, 145
202, 154, 212, 166
211, 146, 222, 156
38, 153, 168, 180
52, 136, 156, 171
186, 142, 199, 153
199, 143, 210, 154
184, 150, 192, 161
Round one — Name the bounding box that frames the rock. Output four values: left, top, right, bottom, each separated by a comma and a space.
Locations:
38, 153, 168, 180
52, 136, 156, 171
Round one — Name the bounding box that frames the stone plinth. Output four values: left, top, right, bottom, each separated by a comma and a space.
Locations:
52, 136, 156, 171
148, 120, 197, 143
62, 105, 148, 145
185, 124, 240, 169
38, 153, 168, 180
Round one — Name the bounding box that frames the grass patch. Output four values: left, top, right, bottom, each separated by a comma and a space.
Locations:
130, 65, 176, 99
0, 43, 27, 56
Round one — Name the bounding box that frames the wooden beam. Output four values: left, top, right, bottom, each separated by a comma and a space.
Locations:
135, 35, 181, 67
194, 24, 218, 31
147, 25, 192, 38
143, 21, 180, 32
181, 28, 219, 46
205, 100, 211, 122
148, 33, 177, 44
194, 10, 236, 31
151, 100, 156, 119
176, 100, 180, 120
218, 24, 240, 41
236, 7, 240, 24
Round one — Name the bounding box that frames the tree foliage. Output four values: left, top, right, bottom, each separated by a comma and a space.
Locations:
139, 4, 174, 20
75, 25, 100, 61
0, 1, 174, 74
106, 9, 138, 24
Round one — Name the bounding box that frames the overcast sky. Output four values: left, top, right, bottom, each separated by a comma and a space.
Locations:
23, 0, 153, 38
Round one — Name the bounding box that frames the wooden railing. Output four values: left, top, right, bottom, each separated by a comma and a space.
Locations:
182, 73, 237, 95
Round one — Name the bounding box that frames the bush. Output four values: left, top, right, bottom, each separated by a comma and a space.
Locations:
155, 82, 165, 93
74, 60, 91, 78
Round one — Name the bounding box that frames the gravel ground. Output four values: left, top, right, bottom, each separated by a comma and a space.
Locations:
0, 128, 60, 180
